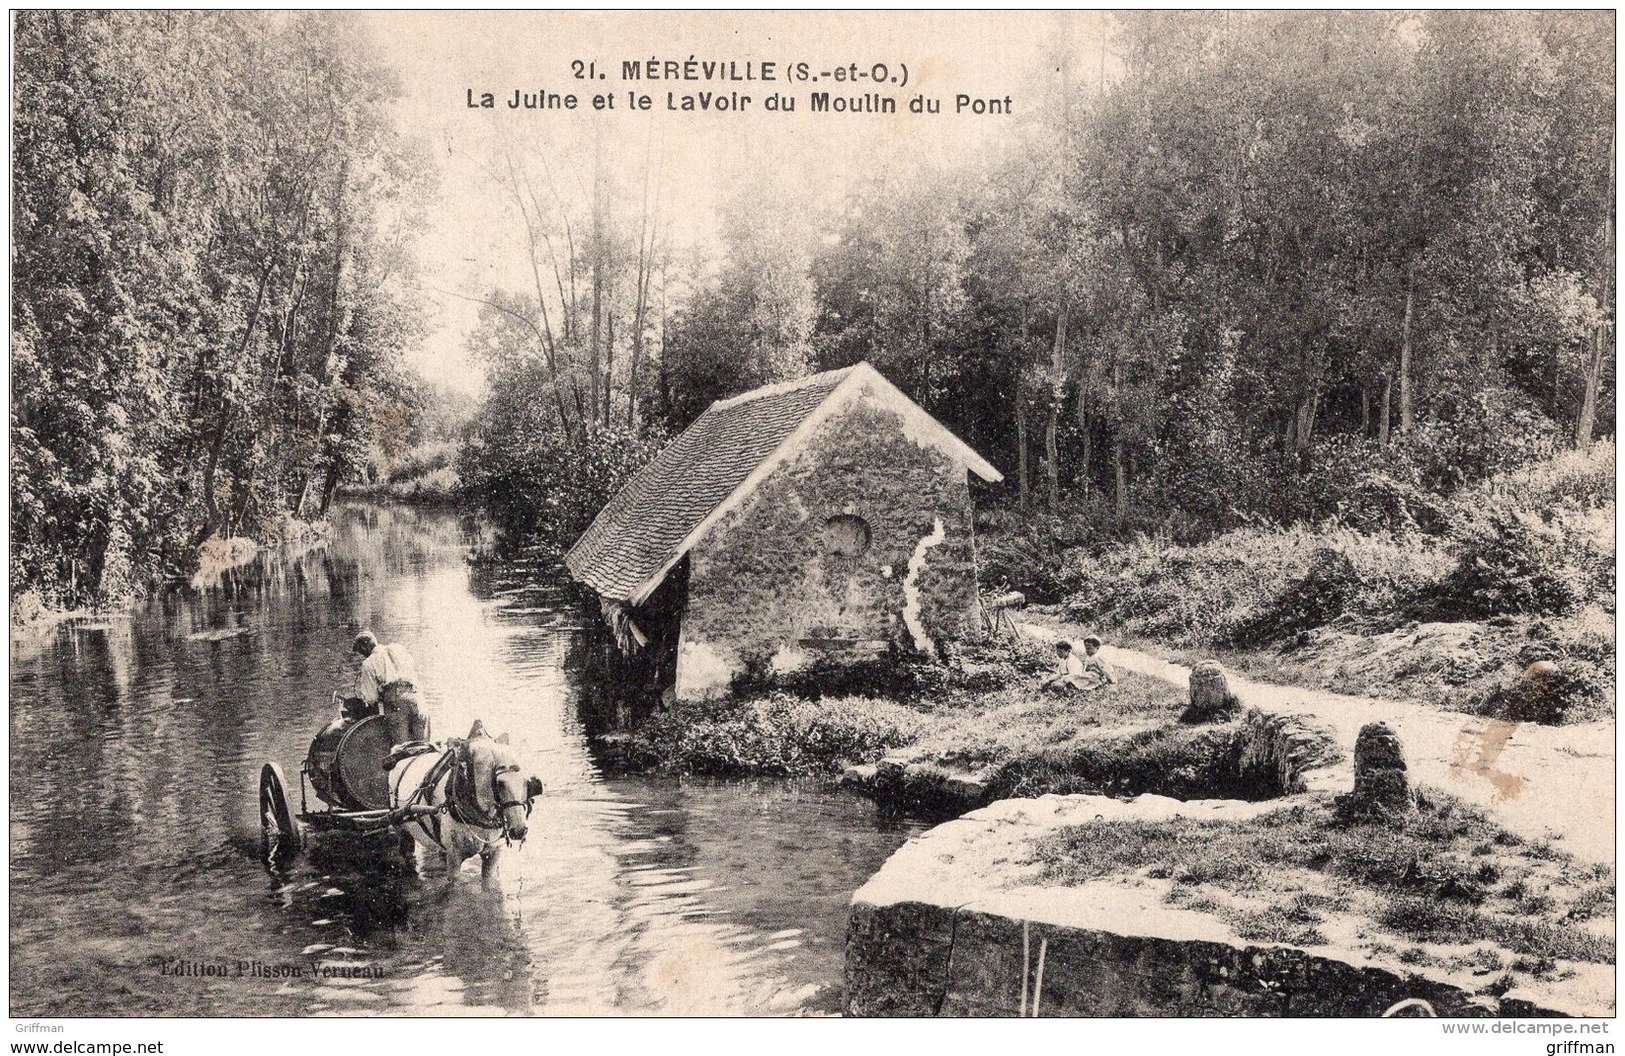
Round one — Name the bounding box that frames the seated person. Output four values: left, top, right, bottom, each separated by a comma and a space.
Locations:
1041, 636, 1117, 692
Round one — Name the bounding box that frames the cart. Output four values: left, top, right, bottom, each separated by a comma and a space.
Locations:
258, 693, 436, 863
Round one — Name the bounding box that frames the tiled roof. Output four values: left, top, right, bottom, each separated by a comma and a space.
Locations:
565, 365, 860, 602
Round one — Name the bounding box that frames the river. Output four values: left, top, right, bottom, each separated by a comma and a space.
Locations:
9, 503, 923, 1016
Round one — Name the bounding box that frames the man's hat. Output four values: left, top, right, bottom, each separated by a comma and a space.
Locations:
1083, 635, 1103, 648
353, 630, 378, 655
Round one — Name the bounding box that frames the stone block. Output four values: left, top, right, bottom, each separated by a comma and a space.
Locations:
943, 772, 990, 806
844, 900, 956, 1016
1181, 659, 1241, 724
840, 763, 878, 788
1336, 721, 1413, 820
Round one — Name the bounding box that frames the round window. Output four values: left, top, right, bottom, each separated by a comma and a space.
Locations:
821, 514, 871, 558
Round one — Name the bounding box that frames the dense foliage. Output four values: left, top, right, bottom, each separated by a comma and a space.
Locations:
12, 12, 427, 607
630, 694, 925, 777
461, 13, 1613, 567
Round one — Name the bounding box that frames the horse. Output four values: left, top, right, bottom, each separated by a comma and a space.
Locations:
386, 720, 544, 882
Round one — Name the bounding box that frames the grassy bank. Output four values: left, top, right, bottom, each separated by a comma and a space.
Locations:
988, 444, 1615, 724
1033, 790, 1615, 984
602, 641, 1236, 802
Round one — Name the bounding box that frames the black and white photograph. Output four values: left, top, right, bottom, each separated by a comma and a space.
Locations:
7, 7, 1618, 1038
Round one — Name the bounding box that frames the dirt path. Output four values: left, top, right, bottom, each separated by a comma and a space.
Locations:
1020, 618, 1616, 867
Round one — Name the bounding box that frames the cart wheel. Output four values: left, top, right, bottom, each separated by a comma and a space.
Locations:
260, 762, 303, 864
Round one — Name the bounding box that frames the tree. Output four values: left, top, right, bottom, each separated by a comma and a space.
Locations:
11, 12, 428, 606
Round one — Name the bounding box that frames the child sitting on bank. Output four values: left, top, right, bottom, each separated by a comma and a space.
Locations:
1041, 635, 1118, 693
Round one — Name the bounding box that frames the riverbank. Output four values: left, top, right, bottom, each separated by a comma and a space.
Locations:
10, 516, 333, 644
592, 641, 1271, 810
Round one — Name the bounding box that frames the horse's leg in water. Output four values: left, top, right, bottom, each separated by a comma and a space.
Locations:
441, 828, 478, 883
480, 843, 500, 885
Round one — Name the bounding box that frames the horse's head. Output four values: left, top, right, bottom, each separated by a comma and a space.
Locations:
457, 721, 544, 843
492, 765, 545, 842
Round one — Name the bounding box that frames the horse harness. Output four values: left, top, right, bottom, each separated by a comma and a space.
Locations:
388, 739, 533, 853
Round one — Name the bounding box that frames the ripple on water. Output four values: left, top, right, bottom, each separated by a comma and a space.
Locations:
8, 503, 923, 1018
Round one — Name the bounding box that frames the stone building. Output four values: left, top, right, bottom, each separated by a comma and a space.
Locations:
565, 362, 1003, 701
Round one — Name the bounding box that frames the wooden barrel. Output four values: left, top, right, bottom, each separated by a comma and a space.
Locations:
304, 714, 393, 810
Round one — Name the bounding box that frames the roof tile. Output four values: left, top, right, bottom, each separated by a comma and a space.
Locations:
564, 365, 858, 600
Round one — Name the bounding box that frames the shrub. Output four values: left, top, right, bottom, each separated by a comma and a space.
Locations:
1401, 388, 1563, 495
458, 418, 666, 560
1233, 547, 1366, 642
1065, 525, 1449, 648
975, 510, 1080, 604
730, 650, 954, 703
1440, 507, 1587, 619
635, 693, 923, 777
1297, 435, 1448, 534
383, 439, 457, 485
1463, 440, 1615, 516
1474, 661, 1602, 726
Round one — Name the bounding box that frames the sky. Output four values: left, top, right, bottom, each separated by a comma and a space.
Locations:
359, 12, 1111, 395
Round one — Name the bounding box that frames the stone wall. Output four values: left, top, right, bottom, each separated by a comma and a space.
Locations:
847, 900, 1568, 1017
677, 393, 981, 698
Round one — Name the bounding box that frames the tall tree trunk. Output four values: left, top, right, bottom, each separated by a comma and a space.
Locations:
627, 178, 654, 433
1399, 263, 1416, 434
1016, 395, 1030, 510
1379, 371, 1393, 449
1577, 131, 1614, 450
1076, 380, 1091, 498
1294, 387, 1318, 453
1045, 308, 1067, 510
604, 310, 615, 428
1112, 357, 1126, 517
589, 140, 606, 428
503, 151, 579, 439
1113, 436, 1127, 519
1576, 327, 1604, 450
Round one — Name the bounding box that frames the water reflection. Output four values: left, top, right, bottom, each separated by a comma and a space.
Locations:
10, 503, 923, 1016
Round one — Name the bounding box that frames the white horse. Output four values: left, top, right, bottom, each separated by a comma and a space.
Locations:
387, 721, 543, 882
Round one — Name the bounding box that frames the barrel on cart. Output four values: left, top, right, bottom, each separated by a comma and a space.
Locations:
304, 713, 394, 810
257, 695, 432, 865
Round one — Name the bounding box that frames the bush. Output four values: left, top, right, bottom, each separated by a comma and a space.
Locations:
635, 694, 923, 777
1064, 525, 1449, 648
975, 510, 1079, 604
731, 650, 954, 703
1464, 441, 1616, 515
1440, 507, 1587, 618
1297, 436, 1448, 534
1233, 547, 1367, 642
1401, 388, 1563, 495
458, 418, 666, 560
383, 439, 457, 485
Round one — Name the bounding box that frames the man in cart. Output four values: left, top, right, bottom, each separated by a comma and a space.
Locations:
352, 630, 430, 745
